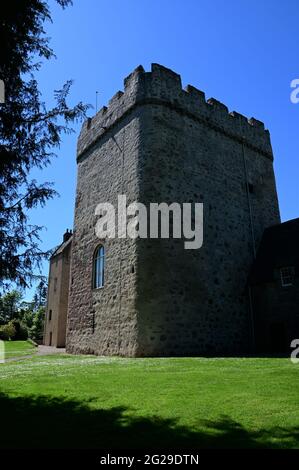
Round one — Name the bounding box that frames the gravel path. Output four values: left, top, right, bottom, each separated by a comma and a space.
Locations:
37, 345, 66, 355
1, 344, 66, 362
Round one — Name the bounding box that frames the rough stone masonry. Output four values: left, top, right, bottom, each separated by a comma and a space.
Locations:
65, 63, 280, 356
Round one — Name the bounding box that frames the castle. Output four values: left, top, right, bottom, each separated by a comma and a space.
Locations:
44, 64, 299, 356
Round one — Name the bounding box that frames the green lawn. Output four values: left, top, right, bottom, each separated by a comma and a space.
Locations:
0, 355, 298, 449
0, 340, 37, 361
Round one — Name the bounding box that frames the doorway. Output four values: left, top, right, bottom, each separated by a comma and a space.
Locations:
269, 322, 286, 353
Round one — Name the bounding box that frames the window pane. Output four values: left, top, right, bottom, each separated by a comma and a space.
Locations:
94, 246, 104, 288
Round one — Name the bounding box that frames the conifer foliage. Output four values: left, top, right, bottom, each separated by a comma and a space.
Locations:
0, 0, 89, 290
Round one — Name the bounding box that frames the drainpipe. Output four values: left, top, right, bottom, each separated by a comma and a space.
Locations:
240, 135, 256, 353
116, 128, 126, 355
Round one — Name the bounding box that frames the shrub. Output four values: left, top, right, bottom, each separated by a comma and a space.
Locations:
0, 326, 9, 340
10, 319, 28, 340
29, 307, 45, 342
0, 322, 16, 340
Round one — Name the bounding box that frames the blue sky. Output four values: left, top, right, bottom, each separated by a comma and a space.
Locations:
27, 0, 298, 298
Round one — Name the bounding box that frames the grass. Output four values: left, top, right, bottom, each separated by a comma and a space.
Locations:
0, 340, 37, 361
0, 355, 298, 449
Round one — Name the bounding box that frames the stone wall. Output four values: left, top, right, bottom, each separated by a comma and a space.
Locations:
249, 218, 299, 353
252, 281, 299, 353
66, 115, 141, 356
66, 64, 280, 356
44, 237, 72, 348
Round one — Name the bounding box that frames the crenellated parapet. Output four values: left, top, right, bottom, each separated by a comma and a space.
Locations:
77, 63, 273, 160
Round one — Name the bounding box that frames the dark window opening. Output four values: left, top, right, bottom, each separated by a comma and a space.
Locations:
247, 182, 254, 194
92, 312, 95, 333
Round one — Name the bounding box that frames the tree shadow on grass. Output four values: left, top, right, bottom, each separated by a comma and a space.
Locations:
0, 393, 298, 449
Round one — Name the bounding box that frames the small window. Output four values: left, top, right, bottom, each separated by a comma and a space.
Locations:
54, 278, 57, 292
93, 245, 105, 288
247, 182, 254, 194
280, 266, 295, 287
49, 309, 52, 321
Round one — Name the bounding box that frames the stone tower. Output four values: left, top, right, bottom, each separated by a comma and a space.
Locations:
66, 64, 280, 356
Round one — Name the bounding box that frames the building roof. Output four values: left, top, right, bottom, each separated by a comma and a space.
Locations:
249, 218, 299, 285
51, 234, 73, 259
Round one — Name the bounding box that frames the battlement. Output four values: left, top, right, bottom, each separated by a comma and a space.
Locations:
77, 63, 273, 160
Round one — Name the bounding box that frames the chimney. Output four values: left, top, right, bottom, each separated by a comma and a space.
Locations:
63, 229, 72, 243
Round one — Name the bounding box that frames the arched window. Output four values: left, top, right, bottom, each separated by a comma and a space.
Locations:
93, 245, 105, 288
